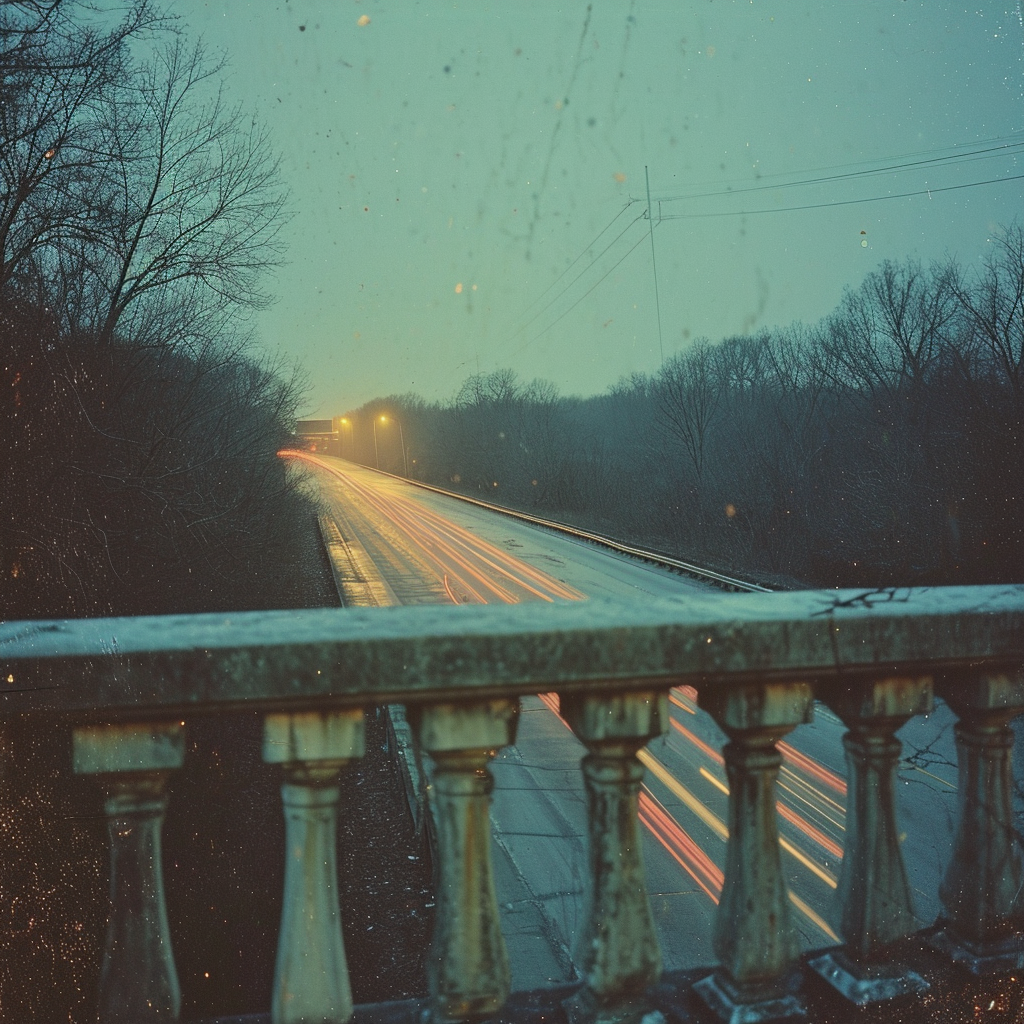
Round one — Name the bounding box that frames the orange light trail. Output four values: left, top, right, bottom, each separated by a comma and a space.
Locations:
342, 474, 526, 602
639, 790, 722, 903
640, 789, 840, 939
368, 480, 582, 602
689, 751, 844, 860
287, 452, 586, 604
669, 691, 697, 715
286, 451, 847, 940
671, 719, 724, 765
294, 452, 522, 601
778, 740, 847, 796
538, 692, 566, 725
669, 683, 847, 802
779, 767, 847, 824
671, 709, 847, 848
532, 633, 847, 913
776, 801, 844, 860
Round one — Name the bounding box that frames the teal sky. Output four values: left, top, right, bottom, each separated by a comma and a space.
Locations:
177, 1, 1024, 414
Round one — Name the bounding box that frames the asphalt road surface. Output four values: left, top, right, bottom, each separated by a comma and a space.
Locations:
291, 454, 960, 991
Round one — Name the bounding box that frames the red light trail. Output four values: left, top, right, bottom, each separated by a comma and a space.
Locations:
285, 452, 849, 945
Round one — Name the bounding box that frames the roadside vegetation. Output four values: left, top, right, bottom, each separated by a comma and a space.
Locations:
348, 224, 1024, 589
1, 0, 318, 621
1, 6, 346, 1022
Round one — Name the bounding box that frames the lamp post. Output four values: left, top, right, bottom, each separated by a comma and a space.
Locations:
396, 417, 409, 477
339, 417, 352, 460
372, 416, 381, 469
377, 415, 409, 476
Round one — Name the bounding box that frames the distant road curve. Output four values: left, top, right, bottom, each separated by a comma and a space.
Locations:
281, 451, 770, 595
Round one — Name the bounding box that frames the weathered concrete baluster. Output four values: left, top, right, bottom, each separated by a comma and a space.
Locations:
694, 682, 813, 1024
931, 671, 1024, 973
263, 709, 365, 1024
560, 690, 668, 1024
412, 698, 519, 1023
811, 676, 932, 1004
73, 722, 185, 1023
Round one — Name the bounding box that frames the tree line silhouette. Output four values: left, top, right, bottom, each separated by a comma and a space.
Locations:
1, 9, 330, 1017
1, 1, 316, 620
350, 225, 1024, 589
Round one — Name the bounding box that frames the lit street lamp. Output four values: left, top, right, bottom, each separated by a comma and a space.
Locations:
376, 414, 409, 476
339, 416, 353, 460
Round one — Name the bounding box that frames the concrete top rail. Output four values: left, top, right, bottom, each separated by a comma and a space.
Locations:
1, 585, 1022, 720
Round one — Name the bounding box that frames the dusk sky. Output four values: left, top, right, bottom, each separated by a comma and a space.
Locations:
177, 2, 1024, 415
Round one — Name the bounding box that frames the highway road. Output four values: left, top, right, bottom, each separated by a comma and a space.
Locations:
289, 453, 960, 990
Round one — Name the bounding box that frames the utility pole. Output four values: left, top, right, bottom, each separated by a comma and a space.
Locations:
397, 418, 409, 476
645, 165, 665, 366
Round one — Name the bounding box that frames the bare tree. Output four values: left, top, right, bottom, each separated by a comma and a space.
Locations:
76, 36, 289, 347
0, 1, 158, 294
820, 258, 958, 401
655, 340, 724, 491
1, 4, 308, 621
952, 221, 1024, 405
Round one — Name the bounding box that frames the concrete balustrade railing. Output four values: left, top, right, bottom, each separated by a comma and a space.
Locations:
3, 585, 1024, 1023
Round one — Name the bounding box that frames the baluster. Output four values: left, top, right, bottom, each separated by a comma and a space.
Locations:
73, 721, 185, 1023
263, 709, 365, 1024
560, 689, 667, 1024
694, 682, 813, 1024
931, 671, 1024, 973
411, 698, 519, 1023
811, 676, 931, 1004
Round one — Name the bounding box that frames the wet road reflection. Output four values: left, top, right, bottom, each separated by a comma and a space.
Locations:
289, 453, 958, 976
291, 451, 584, 605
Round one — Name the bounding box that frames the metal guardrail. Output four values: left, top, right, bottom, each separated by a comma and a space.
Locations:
304, 456, 772, 594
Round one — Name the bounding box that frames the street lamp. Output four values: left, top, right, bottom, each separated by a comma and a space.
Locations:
376, 414, 409, 476
372, 415, 381, 469
396, 417, 409, 477
339, 417, 353, 460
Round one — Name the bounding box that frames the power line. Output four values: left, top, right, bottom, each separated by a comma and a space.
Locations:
645, 165, 664, 366
505, 200, 637, 330
502, 169, 1023, 360
499, 134, 1023, 365
501, 209, 646, 345
658, 172, 1024, 221
649, 133, 1024, 205
510, 229, 650, 357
